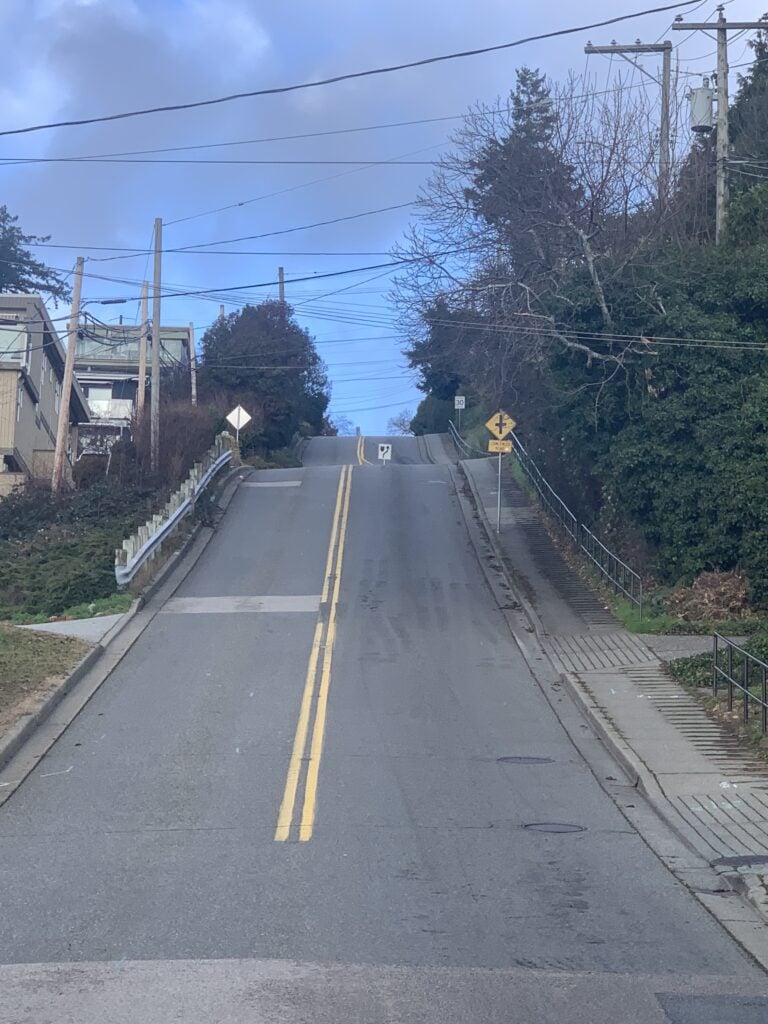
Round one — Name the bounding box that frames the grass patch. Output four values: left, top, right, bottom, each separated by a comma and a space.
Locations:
668, 652, 713, 688
7, 592, 133, 625
0, 481, 161, 620
606, 594, 762, 635
0, 624, 90, 736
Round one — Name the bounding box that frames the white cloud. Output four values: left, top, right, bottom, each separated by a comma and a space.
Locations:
169, 0, 270, 73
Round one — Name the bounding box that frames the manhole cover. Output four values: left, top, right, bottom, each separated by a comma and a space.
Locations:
524, 822, 586, 834
497, 756, 554, 765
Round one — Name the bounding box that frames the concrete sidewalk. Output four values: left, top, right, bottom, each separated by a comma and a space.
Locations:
461, 455, 768, 910
17, 613, 125, 643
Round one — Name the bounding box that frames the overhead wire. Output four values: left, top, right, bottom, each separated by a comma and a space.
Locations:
0, 3, 704, 139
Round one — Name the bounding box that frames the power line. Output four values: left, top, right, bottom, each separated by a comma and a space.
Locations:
0, 156, 436, 167
99, 203, 416, 261
0, 3, 702, 139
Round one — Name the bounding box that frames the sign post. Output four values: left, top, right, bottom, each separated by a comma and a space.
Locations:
485, 410, 516, 534
226, 404, 252, 446
454, 395, 465, 433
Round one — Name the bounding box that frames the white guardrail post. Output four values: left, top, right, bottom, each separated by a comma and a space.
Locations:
114, 432, 234, 587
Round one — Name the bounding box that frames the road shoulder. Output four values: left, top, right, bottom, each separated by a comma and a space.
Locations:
451, 456, 768, 967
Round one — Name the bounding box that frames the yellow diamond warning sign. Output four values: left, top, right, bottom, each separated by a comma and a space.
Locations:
485, 410, 516, 440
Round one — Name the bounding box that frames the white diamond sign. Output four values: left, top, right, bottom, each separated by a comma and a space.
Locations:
226, 405, 252, 432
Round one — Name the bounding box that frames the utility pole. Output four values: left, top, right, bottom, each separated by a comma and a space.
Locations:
716, 14, 728, 245
150, 217, 162, 473
52, 256, 84, 494
673, 9, 768, 244
137, 280, 148, 427
189, 321, 198, 406
278, 266, 285, 303
584, 40, 672, 209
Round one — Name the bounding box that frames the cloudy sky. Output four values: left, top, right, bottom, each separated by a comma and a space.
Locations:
1, 0, 763, 431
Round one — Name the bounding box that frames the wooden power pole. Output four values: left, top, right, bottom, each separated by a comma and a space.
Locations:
189, 322, 198, 406
584, 40, 672, 210
150, 218, 162, 473
52, 256, 84, 494
674, 9, 768, 244
137, 280, 148, 426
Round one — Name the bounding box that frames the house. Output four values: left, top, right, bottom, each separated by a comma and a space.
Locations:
0, 294, 89, 496
74, 321, 193, 449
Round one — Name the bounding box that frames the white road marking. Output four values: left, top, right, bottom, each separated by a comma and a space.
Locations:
40, 766, 73, 778
242, 481, 302, 488
162, 596, 321, 614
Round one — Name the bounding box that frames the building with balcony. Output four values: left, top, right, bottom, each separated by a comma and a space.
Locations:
74, 321, 193, 449
0, 295, 90, 496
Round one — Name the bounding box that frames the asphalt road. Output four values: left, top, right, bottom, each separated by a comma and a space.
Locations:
1, 435, 767, 1023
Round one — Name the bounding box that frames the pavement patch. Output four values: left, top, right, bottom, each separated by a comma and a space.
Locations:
161, 595, 321, 614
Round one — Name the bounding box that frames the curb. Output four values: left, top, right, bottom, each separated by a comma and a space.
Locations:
453, 456, 768, 933
456, 459, 545, 640
0, 645, 103, 770
417, 434, 436, 465
0, 467, 246, 781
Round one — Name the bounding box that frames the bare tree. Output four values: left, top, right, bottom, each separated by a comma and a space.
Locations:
387, 410, 414, 435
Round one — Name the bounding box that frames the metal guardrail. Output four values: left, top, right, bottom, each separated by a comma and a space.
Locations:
449, 419, 643, 612
713, 634, 768, 735
114, 433, 233, 586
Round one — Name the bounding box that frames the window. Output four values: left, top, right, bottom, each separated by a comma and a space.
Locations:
86, 386, 113, 404
54, 381, 61, 415
0, 323, 29, 365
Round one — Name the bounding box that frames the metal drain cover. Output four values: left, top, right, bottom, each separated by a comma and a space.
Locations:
497, 756, 555, 765
524, 822, 586, 834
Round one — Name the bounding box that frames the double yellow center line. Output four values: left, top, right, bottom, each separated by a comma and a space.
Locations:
356, 435, 370, 466
274, 464, 353, 842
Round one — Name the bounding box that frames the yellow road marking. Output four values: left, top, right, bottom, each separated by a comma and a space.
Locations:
356, 435, 372, 465
298, 462, 353, 841
274, 465, 348, 842
274, 462, 353, 842
273, 618, 325, 842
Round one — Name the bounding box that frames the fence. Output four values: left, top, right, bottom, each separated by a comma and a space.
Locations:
114, 432, 235, 587
713, 634, 768, 736
448, 419, 643, 613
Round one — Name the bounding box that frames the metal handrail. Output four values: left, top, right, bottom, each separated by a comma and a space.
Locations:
507, 431, 642, 612
510, 432, 579, 543
713, 634, 768, 735
579, 524, 642, 609
447, 420, 492, 458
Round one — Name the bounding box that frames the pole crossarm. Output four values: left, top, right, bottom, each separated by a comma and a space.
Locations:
584, 42, 672, 52
672, 22, 768, 30
584, 39, 672, 209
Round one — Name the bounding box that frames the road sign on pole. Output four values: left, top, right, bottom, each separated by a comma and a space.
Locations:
488, 439, 513, 454
484, 410, 516, 535
378, 443, 392, 463
485, 410, 516, 440
226, 404, 252, 444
